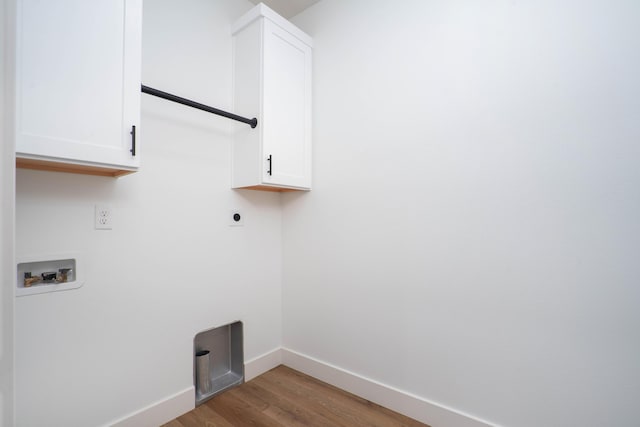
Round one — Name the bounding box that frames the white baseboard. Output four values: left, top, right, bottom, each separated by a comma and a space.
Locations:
108, 387, 194, 427
107, 348, 282, 427
244, 347, 283, 381
281, 348, 495, 427
108, 348, 495, 427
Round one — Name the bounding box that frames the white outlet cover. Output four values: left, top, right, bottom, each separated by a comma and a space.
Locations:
230, 210, 244, 226
95, 204, 113, 230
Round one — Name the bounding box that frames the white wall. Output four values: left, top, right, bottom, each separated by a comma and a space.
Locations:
14, 1, 284, 425
1, 1, 16, 426
286, 1, 640, 426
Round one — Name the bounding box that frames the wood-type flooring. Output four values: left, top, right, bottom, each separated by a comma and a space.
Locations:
163, 365, 429, 426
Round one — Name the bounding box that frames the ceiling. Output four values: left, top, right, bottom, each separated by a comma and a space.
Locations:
248, 0, 322, 19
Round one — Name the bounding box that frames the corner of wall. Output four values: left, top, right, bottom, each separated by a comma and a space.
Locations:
1, 0, 17, 425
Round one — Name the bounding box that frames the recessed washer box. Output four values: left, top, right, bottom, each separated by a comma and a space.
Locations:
16, 253, 84, 297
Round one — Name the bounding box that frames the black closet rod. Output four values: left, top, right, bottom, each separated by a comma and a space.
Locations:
141, 84, 257, 128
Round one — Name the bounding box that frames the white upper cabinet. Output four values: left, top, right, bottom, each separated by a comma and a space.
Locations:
15, 0, 142, 177
232, 4, 312, 191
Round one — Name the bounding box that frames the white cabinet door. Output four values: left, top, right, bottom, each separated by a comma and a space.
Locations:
15, 0, 141, 173
232, 4, 312, 191
261, 20, 312, 189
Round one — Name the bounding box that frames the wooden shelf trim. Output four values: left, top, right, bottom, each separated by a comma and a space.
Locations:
16, 157, 135, 178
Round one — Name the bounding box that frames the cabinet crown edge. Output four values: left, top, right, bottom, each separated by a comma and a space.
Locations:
231, 2, 313, 47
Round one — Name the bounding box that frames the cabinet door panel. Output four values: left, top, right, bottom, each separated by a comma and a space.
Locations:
16, 0, 140, 168
262, 20, 311, 188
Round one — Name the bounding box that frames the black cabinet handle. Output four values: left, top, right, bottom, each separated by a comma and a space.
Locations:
267, 154, 272, 176
130, 125, 136, 156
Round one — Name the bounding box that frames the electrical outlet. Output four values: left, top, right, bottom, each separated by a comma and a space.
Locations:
230, 210, 244, 226
95, 204, 113, 230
